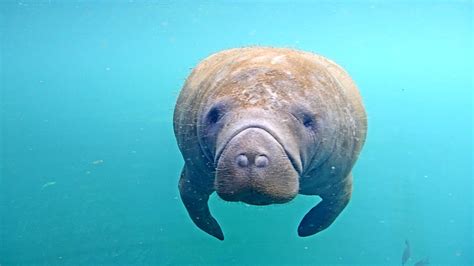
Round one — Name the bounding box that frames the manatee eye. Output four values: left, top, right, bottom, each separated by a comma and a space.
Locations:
302, 113, 315, 129
206, 103, 226, 124
292, 108, 317, 132
208, 107, 221, 124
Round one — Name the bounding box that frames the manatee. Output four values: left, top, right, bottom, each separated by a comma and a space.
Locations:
173, 47, 367, 240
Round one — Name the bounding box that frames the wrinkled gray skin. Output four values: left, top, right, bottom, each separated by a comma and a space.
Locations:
173, 47, 367, 240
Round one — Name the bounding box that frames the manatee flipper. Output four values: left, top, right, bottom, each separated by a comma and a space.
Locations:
298, 174, 353, 237
179, 166, 224, 240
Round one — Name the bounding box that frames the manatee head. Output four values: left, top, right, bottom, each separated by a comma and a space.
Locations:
197, 66, 329, 205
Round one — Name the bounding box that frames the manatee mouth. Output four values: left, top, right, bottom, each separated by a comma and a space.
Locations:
219, 187, 293, 206
214, 125, 302, 175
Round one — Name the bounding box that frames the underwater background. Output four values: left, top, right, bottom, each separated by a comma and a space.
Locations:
1, 1, 472, 265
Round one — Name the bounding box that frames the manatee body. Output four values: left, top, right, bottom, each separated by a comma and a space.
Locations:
173, 47, 367, 240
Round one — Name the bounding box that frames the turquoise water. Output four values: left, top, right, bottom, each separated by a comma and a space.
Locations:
1, 1, 472, 265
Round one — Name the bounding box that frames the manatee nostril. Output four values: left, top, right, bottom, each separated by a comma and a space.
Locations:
236, 154, 249, 167
255, 155, 269, 168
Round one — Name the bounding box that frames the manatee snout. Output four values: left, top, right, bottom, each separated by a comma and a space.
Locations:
215, 127, 299, 205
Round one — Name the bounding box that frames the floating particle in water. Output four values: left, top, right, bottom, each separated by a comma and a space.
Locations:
92, 159, 104, 165
41, 181, 56, 190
